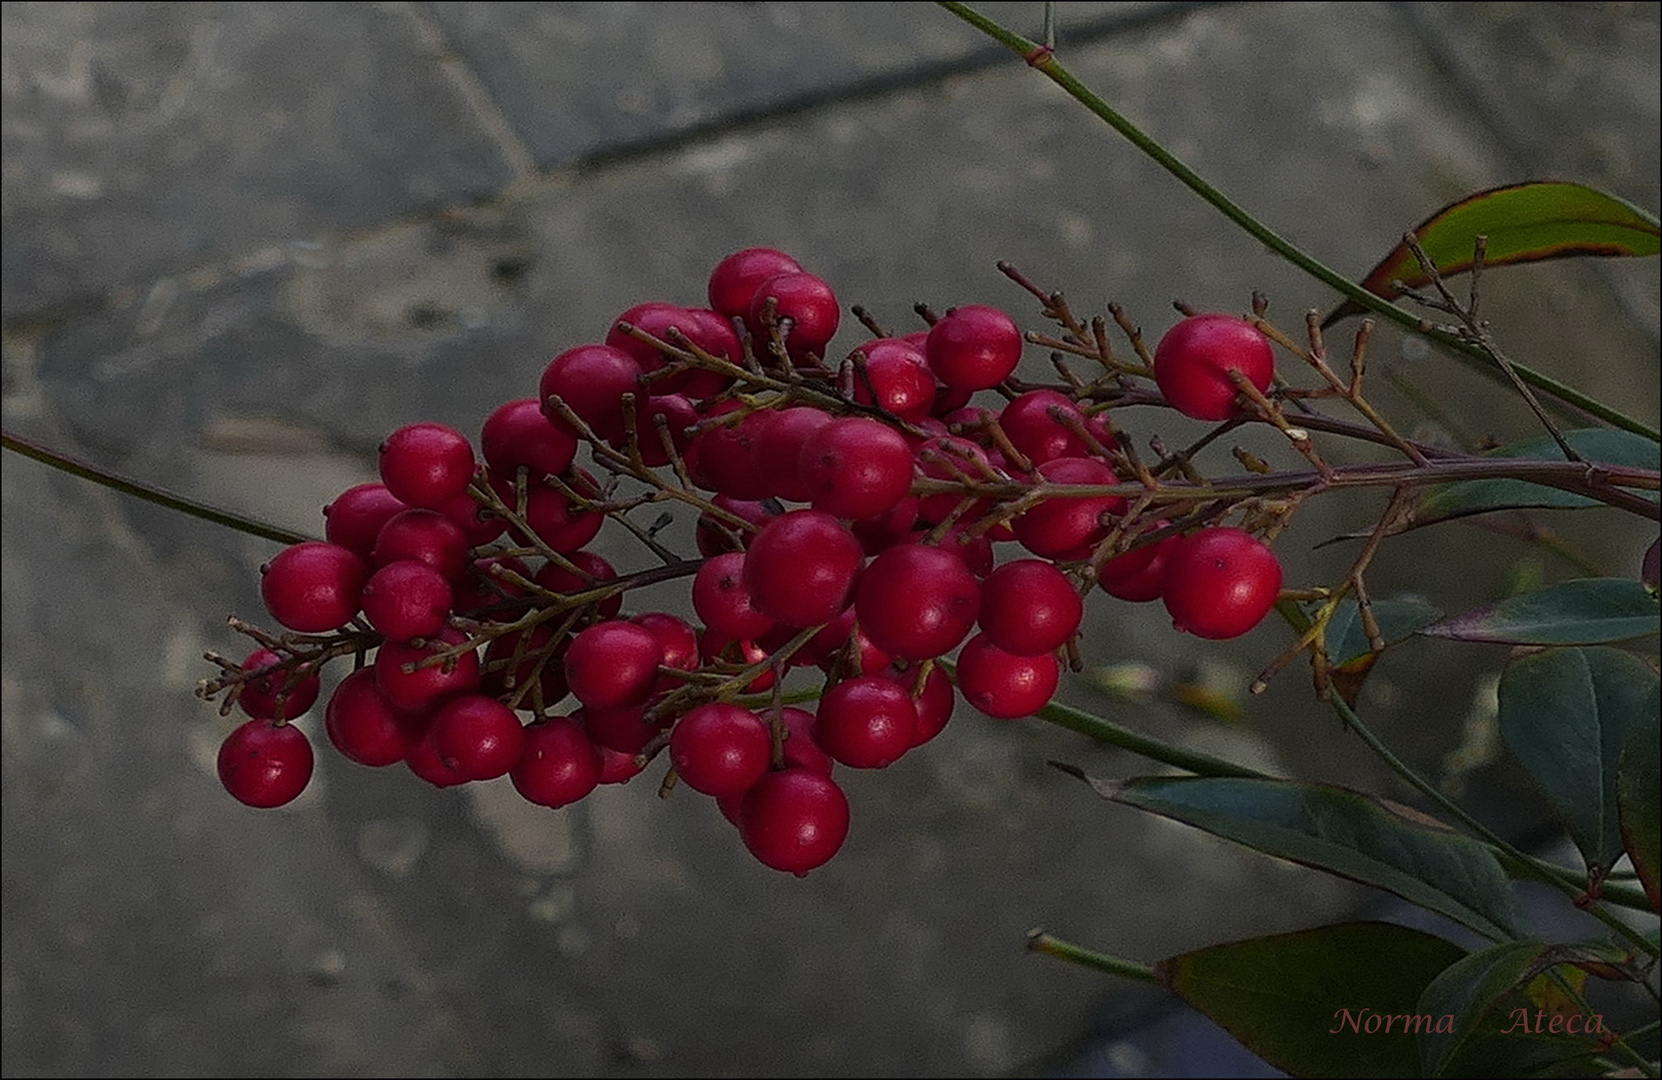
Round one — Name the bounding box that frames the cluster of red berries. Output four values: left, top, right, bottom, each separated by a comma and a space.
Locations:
204, 248, 1287, 876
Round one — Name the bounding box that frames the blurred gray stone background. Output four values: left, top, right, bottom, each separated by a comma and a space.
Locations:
3, 2, 1657, 1076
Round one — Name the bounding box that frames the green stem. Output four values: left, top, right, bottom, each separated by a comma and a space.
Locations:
933, 2, 1660, 443
1027, 930, 1159, 984
1036, 697, 1271, 780
3, 429, 314, 546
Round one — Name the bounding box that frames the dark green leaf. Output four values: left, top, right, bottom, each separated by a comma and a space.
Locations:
1156, 922, 1465, 1078
1421, 578, 1659, 645
1417, 942, 1609, 1077
1323, 597, 1443, 669
1498, 647, 1658, 878
1617, 682, 1660, 910
1096, 775, 1523, 940
1323, 181, 1661, 326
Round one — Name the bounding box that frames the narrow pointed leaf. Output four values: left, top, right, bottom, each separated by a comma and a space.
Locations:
1498, 647, 1658, 879
1155, 922, 1465, 1078
1323, 181, 1661, 326
1421, 578, 1659, 645
1323, 597, 1443, 670
1092, 775, 1524, 940
1616, 683, 1660, 909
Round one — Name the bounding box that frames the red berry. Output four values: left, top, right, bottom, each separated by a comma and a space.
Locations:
512, 717, 603, 807
1097, 523, 1176, 603
925, 304, 1023, 389
743, 510, 864, 628
372, 508, 469, 581
564, 620, 664, 709
361, 560, 453, 642
978, 559, 1082, 656
379, 422, 476, 509
999, 390, 1090, 465
261, 541, 368, 633
606, 301, 691, 374
693, 551, 777, 641
236, 648, 320, 721
406, 724, 471, 787
630, 611, 700, 693
432, 695, 526, 781
1012, 456, 1124, 560
708, 247, 804, 319
955, 633, 1060, 718
688, 401, 776, 500
906, 663, 956, 747
1153, 314, 1275, 421
672, 308, 744, 399
481, 623, 568, 706
481, 397, 578, 478
748, 272, 840, 362
669, 703, 772, 796
595, 742, 645, 786
799, 416, 914, 520
855, 544, 981, 661
539, 343, 644, 443
579, 703, 657, 755
1160, 527, 1282, 639
535, 551, 621, 620
751, 406, 833, 503
375, 629, 481, 715
813, 675, 916, 769
738, 769, 850, 875
218, 718, 314, 808
325, 667, 423, 767
851, 339, 936, 423
324, 483, 407, 559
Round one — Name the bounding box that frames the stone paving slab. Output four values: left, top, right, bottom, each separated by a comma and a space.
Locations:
3, 2, 1658, 1077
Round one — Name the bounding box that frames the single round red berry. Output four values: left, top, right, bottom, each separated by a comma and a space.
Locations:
236, 648, 320, 721
535, 551, 622, 620
978, 559, 1082, 657
669, 703, 772, 796
999, 390, 1090, 465
375, 629, 481, 715
325, 667, 424, 767
1097, 524, 1176, 603
925, 304, 1023, 389
813, 675, 917, 769
1012, 456, 1125, 560
432, 695, 526, 781
693, 551, 777, 641
751, 406, 833, 503
379, 422, 476, 509
481, 397, 579, 478
855, 544, 981, 661
218, 718, 314, 808
539, 343, 644, 443
851, 339, 936, 423
361, 559, 453, 642
261, 541, 368, 633
799, 416, 914, 520
512, 717, 603, 807
565, 620, 664, 709
1153, 314, 1275, 421
324, 483, 408, 559
955, 633, 1060, 718
743, 510, 864, 628
1161, 527, 1282, 639
738, 769, 850, 875
372, 508, 469, 581
748, 271, 840, 362
708, 247, 804, 319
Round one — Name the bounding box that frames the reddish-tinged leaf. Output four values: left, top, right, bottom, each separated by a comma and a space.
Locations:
1324, 181, 1660, 326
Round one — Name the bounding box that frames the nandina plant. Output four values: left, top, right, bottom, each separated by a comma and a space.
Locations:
2, 4, 1657, 1076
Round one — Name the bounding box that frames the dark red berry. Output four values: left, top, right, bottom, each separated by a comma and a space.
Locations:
708, 247, 804, 319
406, 724, 471, 787
978, 559, 1082, 656
218, 718, 314, 808
748, 271, 840, 362
261, 541, 368, 633
1097, 523, 1176, 603
925, 304, 1023, 389
375, 628, 481, 715
743, 510, 864, 628
813, 675, 916, 769
851, 339, 936, 423
539, 343, 644, 443
631, 611, 700, 694
738, 769, 850, 875
535, 551, 621, 620
379, 422, 476, 509
432, 695, 526, 781
236, 648, 320, 721
512, 717, 603, 807
360, 559, 453, 641
372, 508, 469, 581
751, 406, 833, 503
1153, 314, 1275, 421
565, 620, 664, 709
669, 703, 771, 796
481, 397, 578, 478
693, 551, 777, 641
855, 544, 981, 661
1161, 527, 1282, 639
999, 390, 1090, 465
324, 483, 407, 559
325, 667, 424, 767
1012, 456, 1124, 560
955, 633, 1060, 718
799, 417, 914, 520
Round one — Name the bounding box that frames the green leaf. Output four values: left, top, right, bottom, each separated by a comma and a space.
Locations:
1417, 942, 1609, 1077
1155, 922, 1466, 1078
1421, 578, 1659, 645
1498, 647, 1659, 879
1617, 682, 1661, 910
1089, 775, 1524, 940
1323, 597, 1443, 669
1322, 181, 1661, 326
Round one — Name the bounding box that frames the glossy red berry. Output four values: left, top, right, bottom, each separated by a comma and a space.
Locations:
813, 675, 916, 769
218, 718, 314, 808
855, 544, 981, 661
978, 559, 1083, 656
687, 401, 776, 500
372, 508, 469, 581
925, 304, 1023, 389
955, 633, 1060, 719
481, 397, 579, 478
708, 247, 804, 319
738, 769, 850, 875
799, 416, 914, 520
432, 695, 526, 781
375, 629, 481, 715
851, 339, 936, 423
360, 559, 453, 642
669, 703, 772, 796
379, 422, 476, 509
751, 406, 833, 503
1153, 314, 1275, 421
512, 717, 603, 807
1097, 524, 1177, 603
236, 648, 320, 721
564, 620, 664, 709
999, 390, 1090, 465
324, 667, 423, 767
323, 483, 408, 559
261, 541, 368, 633
693, 551, 777, 640
539, 343, 644, 443
1161, 527, 1282, 639
743, 510, 864, 628
1012, 456, 1124, 560
535, 551, 621, 620
748, 272, 840, 361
